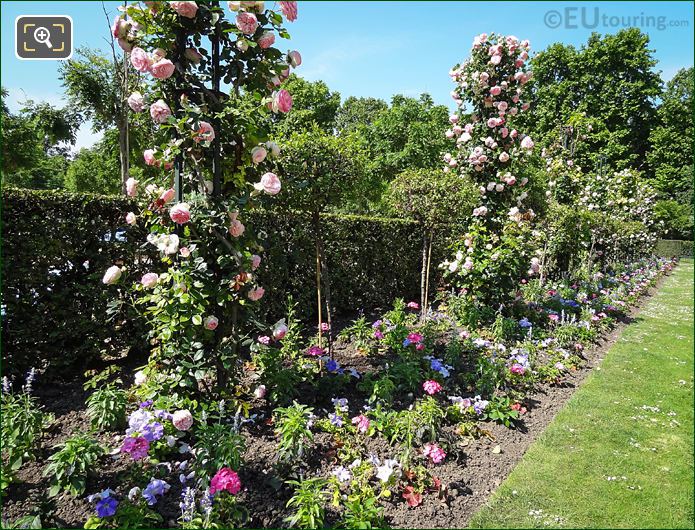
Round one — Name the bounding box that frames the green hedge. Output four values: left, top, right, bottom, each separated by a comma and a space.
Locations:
655, 239, 694, 258
2, 189, 452, 374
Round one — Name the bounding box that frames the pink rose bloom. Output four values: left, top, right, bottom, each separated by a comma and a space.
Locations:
193, 121, 215, 143
490, 54, 502, 65
521, 136, 534, 150
122, 436, 149, 460
141, 273, 159, 288
112, 16, 127, 38
102, 265, 122, 285
150, 99, 172, 124
204, 315, 219, 330
125, 212, 137, 225
423, 443, 446, 464
210, 468, 241, 495
273, 323, 288, 340
351, 414, 370, 433
490, 86, 502, 96
160, 188, 176, 203
423, 380, 442, 395
130, 47, 152, 72
184, 47, 202, 64
236, 11, 258, 34
251, 254, 262, 270
126, 177, 139, 197
180, 247, 191, 258
272, 89, 292, 113
151, 59, 175, 79
229, 219, 245, 237
257, 31, 275, 49
254, 385, 267, 399
128, 92, 145, 112
288, 50, 302, 67
170, 1, 198, 18
499, 152, 510, 163
172, 409, 194, 431
278, 1, 297, 21
143, 149, 157, 166
248, 286, 265, 301
251, 145, 267, 164
170, 203, 191, 224
254, 172, 281, 195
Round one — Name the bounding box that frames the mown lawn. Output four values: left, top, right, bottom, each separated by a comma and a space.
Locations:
469, 260, 694, 529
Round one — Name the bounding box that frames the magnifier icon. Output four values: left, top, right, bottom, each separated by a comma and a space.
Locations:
33, 26, 53, 49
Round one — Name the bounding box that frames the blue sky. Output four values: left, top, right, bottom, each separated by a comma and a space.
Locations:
2, 1, 693, 149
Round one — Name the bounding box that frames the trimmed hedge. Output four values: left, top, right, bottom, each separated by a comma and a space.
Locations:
655, 239, 694, 258
2, 188, 452, 374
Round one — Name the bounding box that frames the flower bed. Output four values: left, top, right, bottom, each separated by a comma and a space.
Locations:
1, 256, 676, 528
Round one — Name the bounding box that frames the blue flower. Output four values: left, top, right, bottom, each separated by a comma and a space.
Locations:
402, 339, 411, 347
329, 412, 343, 427
143, 478, 170, 505
139, 400, 154, 409
519, 318, 532, 328
326, 359, 340, 372
96, 496, 118, 518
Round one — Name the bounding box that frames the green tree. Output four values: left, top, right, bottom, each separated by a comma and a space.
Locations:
335, 96, 388, 134
272, 74, 341, 134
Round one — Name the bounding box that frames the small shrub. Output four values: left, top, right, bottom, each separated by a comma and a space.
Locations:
86, 386, 127, 431
285, 477, 328, 529
44, 435, 103, 496
193, 423, 246, 481
275, 402, 315, 466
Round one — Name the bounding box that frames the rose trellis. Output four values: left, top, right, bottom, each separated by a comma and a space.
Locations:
103, 0, 300, 394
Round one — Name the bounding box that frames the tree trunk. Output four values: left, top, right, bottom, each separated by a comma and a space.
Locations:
319, 232, 333, 357
118, 118, 128, 196
313, 210, 323, 350
420, 232, 427, 318
423, 229, 434, 320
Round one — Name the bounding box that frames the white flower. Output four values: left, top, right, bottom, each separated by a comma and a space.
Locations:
134, 370, 147, 386
375, 459, 399, 482
332, 466, 351, 483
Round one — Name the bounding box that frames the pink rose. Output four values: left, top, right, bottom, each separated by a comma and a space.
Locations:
150, 99, 172, 124
490, 54, 502, 65
126, 177, 139, 197
210, 468, 241, 495
251, 254, 262, 270
143, 149, 157, 166
248, 287, 265, 301
236, 12, 258, 34
193, 121, 215, 143
170, 1, 198, 18
273, 322, 288, 340
204, 316, 219, 330
160, 188, 175, 203
499, 152, 510, 163
112, 16, 128, 38
520, 136, 534, 150
151, 59, 175, 79
102, 265, 122, 285
272, 89, 292, 113
141, 273, 159, 288
254, 172, 281, 195
128, 92, 145, 113
125, 212, 137, 225
251, 146, 267, 164
170, 203, 191, 224
278, 1, 297, 22
172, 409, 194, 431
257, 31, 275, 49
180, 247, 191, 258
229, 219, 245, 237
130, 47, 152, 73
184, 47, 202, 64
288, 50, 302, 67
490, 86, 502, 96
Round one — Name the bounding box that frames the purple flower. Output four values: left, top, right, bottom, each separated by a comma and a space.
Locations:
154, 409, 173, 421
139, 400, 154, 409
142, 422, 164, 442
96, 496, 118, 518
329, 413, 343, 427
143, 478, 170, 505
121, 436, 149, 460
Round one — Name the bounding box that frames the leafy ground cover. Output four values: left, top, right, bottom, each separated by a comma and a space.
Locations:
469, 259, 694, 529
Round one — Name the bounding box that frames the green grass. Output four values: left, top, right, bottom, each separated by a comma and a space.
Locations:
469, 260, 694, 529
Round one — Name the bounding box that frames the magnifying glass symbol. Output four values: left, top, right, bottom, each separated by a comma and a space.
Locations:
33, 26, 53, 48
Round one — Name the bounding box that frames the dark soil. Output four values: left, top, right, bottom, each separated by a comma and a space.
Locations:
1, 279, 664, 529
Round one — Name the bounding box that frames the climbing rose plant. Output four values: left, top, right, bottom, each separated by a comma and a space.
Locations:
441, 33, 539, 306
104, 0, 301, 394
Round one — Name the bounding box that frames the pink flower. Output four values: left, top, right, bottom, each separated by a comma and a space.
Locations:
407, 332, 423, 343
548, 313, 559, 322
236, 11, 258, 34
122, 436, 149, 460
423, 443, 446, 464
258, 335, 271, 345
102, 265, 122, 285
150, 99, 172, 124
499, 152, 510, 163
288, 50, 302, 67
272, 89, 293, 113
204, 316, 219, 330
125, 212, 137, 225
184, 47, 202, 64
229, 218, 245, 237
254, 385, 267, 398
128, 92, 145, 112
172, 409, 193, 431
422, 380, 442, 395
118, 38, 133, 52
151, 59, 175, 79
254, 172, 281, 195
407, 301, 420, 310
251, 146, 267, 164
126, 177, 139, 197
306, 345, 323, 356
210, 468, 241, 495
510, 363, 525, 375
273, 323, 288, 340
251, 254, 262, 270
170, 203, 191, 224
180, 247, 191, 258
490, 86, 502, 96
130, 47, 152, 72
141, 273, 159, 288
278, 1, 297, 21
170, 1, 198, 18
193, 121, 215, 143
320, 322, 330, 332
143, 149, 157, 166
257, 31, 275, 49
521, 136, 534, 150
490, 54, 502, 65
160, 188, 176, 203
248, 287, 265, 301
351, 414, 370, 433
112, 15, 128, 38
